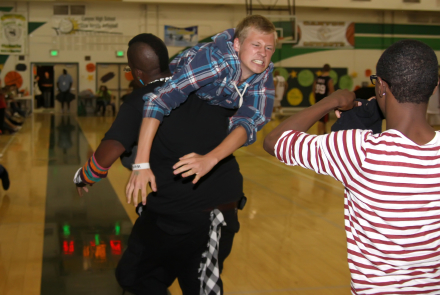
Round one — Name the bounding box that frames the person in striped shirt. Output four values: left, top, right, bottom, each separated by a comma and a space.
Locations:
263, 39, 440, 294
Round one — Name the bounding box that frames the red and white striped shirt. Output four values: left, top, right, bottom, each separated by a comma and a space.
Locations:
275, 129, 440, 295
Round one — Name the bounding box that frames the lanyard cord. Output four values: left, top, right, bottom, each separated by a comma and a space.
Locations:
233, 82, 249, 108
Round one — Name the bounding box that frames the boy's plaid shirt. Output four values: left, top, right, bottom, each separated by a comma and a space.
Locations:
142, 28, 275, 146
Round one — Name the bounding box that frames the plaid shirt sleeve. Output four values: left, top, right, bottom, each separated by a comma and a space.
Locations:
229, 74, 275, 146
143, 45, 225, 121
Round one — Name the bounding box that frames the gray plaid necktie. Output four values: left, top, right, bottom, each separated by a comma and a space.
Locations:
199, 209, 226, 295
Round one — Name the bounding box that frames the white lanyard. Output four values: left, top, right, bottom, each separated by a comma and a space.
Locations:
233, 82, 248, 108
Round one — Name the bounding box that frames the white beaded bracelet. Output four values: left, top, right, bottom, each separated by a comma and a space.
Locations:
132, 163, 151, 170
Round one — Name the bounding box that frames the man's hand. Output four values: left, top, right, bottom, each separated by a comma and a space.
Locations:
329, 89, 360, 118
173, 153, 218, 184
334, 94, 372, 118
125, 169, 157, 206
76, 185, 89, 197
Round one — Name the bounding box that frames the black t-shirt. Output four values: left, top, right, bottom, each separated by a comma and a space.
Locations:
40, 77, 53, 91
102, 83, 243, 215
314, 75, 331, 102
331, 98, 384, 134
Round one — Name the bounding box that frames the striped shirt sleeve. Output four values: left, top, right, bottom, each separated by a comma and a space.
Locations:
274, 129, 369, 185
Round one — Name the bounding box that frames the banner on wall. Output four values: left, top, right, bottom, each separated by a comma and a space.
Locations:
164, 25, 198, 47
51, 16, 122, 35
295, 21, 354, 48
0, 13, 27, 55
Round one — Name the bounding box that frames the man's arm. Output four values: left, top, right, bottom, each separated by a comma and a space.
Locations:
173, 126, 247, 184
75, 140, 125, 196
143, 45, 222, 123
74, 100, 143, 196
263, 89, 358, 156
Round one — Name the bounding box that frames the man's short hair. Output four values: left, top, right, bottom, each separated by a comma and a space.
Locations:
128, 33, 169, 73
377, 39, 438, 104
234, 15, 276, 44
322, 64, 331, 72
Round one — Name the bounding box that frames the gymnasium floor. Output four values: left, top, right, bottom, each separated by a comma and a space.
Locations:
0, 112, 353, 295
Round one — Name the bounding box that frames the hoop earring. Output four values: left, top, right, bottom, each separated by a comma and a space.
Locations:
138, 78, 144, 85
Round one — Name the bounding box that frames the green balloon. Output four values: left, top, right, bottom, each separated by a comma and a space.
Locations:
274, 67, 289, 81
339, 75, 353, 90
329, 70, 338, 85
297, 70, 314, 87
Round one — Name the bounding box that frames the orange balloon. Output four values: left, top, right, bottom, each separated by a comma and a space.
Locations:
365, 69, 372, 77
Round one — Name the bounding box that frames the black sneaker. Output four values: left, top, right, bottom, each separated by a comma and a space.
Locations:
1, 168, 10, 190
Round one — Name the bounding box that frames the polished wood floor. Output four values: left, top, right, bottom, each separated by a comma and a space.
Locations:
0, 112, 352, 295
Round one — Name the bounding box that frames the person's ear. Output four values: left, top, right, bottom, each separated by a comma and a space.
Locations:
233, 38, 241, 52
378, 77, 387, 97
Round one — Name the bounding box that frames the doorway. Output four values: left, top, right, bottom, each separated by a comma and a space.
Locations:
96, 63, 131, 112
31, 63, 79, 115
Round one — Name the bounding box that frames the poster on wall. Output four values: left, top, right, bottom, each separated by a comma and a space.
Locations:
51, 16, 122, 35
0, 13, 27, 55
164, 25, 198, 47
295, 21, 354, 48
274, 67, 352, 108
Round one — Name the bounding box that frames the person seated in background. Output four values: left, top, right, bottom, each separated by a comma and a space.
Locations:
95, 85, 115, 116
264, 39, 440, 294
4, 85, 26, 118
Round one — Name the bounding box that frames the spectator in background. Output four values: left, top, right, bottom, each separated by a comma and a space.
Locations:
312, 64, 334, 134
4, 85, 26, 118
0, 84, 7, 134
95, 85, 115, 116
34, 75, 43, 108
273, 70, 287, 116
56, 69, 73, 112
41, 71, 53, 108
0, 165, 9, 190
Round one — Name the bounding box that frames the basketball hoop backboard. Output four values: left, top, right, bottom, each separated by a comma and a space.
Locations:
265, 15, 298, 44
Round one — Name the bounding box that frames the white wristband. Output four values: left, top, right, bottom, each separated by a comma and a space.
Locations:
132, 163, 150, 170
73, 167, 83, 184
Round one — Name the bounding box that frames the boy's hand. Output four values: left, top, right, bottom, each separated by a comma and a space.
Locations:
328, 89, 360, 118
126, 169, 157, 206
173, 153, 218, 184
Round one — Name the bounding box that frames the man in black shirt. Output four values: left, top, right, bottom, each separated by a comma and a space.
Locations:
40, 71, 53, 108
73, 34, 242, 295
312, 64, 335, 134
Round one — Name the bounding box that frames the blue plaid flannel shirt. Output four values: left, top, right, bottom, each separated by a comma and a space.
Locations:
143, 28, 275, 146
